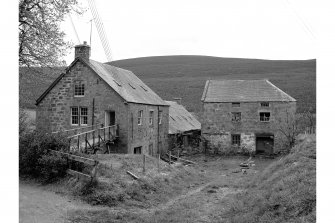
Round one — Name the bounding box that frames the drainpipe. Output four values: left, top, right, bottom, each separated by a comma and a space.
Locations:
157, 106, 160, 155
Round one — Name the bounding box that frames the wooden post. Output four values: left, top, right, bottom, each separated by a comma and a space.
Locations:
98, 128, 100, 147
93, 131, 95, 149
169, 151, 171, 165
108, 126, 110, 141
77, 135, 80, 152
177, 147, 180, 161
143, 154, 146, 173
157, 154, 160, 173
85, 133, 87, 152
104, 128, 106, 141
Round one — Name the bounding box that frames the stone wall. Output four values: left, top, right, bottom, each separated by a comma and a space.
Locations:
36, 60, 169, 154
127, 103, 169, 155
201, 101, 296, 153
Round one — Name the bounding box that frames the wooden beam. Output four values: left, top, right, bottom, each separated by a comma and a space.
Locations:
49, 150, 97, 166
126, 171, 139, 180
169, 154, 197, 165
67, 169, 92, 181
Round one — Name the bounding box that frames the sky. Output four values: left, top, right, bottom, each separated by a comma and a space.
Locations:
61, 0, 317, 64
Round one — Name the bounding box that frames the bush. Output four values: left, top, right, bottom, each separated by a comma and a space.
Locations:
19, 130, 70, 181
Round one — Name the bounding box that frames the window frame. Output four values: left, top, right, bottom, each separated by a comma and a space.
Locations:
138, 110, 143, 125
74, 82, 85, 97
231, 112, 242, 122
231, 134, 241, 146
149, 110, 154, 126
71, 106, 88, 126
260, 112, 271, 122
260, 102, 270, 107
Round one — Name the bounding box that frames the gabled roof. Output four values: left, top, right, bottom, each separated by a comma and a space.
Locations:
36, 58, 168, 106
201, 79, 296, 103
165, 101, 201, 134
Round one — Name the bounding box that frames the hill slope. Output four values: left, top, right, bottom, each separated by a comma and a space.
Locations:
19, 56, 316, 113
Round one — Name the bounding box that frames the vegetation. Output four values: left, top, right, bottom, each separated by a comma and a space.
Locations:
219, 135, 316, 223
19, 131, 70, 182
19, 56, 315, 114
19, 0, 82, 67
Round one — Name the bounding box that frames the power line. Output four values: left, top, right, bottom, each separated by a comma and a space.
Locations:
69, 14, 81, 44
87, 0, 113, 61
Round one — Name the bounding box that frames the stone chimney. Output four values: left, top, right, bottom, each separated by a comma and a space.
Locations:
174, 97, 182, 105
74, 41, 91, 61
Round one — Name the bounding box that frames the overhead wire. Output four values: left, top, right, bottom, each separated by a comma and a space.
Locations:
86, 0, 113, 61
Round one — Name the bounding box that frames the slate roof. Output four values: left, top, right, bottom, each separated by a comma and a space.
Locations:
36, 58, 168, 106
201, 79, 296, 103
165, 101, 201, 134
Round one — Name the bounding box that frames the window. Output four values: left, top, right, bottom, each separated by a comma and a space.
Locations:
134, 146, 142, 154
231, 112, 241, 122
261, 102, 269, 107
260, 112, 271, 122
149, 143, 153, 156
158, 111, 162, 124
231, 134, 241, 146
71, 107, 88, 126
74, 82, 85, 96
80, 107, 88, 125
138, 110, 143, 125
149, 111, 154, 126
71, 107, 79, 125
232, 102, 240, 107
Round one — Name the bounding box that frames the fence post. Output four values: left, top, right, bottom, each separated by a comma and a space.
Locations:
85, 133, 87, 152
157, 154, 160, 173
143, 154, 146, 173
77, 135, 80, 152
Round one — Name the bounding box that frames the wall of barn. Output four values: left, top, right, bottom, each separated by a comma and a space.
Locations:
36, 60, 129, 152
201, 101, 296, 153
127, 103, 169, 156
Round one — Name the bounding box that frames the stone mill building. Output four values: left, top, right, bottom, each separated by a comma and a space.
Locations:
201, 79, 296, 154
35, 42, 169, 155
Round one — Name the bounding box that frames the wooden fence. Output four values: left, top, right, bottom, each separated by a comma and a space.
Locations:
304, 126, 316, 135
50, 150, 99, 181
52, 124, 102, 136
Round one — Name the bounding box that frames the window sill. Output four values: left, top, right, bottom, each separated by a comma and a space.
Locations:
74, 95, 85, 98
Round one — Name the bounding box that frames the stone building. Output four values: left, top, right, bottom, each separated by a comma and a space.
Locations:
35, 42, 169, 155
201, 79, 296, 154
165, 100, 201, 150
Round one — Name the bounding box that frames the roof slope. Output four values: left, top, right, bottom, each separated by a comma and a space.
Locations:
165, 101, 201, 134
36, 58, 168, 106
201, 79, 296, 103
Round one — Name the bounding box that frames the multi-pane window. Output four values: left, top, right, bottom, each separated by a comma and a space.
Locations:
231, 134, 241, 146
138, 110, 143, 125
74, 82, 85, 96
232, 102, 240, 107
158, 111, 162, 124
231, 112, 241, 122
80, 107, 88, 125
71, 107, 88, 126
261, 102, 269, 107
260, 112, 271, 122
71, 107, 79, 125
149, 111, 154, 126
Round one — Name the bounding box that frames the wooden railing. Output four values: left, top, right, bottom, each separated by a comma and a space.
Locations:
52, 124, 102, 136
67, 125, 118, 153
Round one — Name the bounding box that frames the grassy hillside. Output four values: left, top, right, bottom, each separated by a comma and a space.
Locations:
219, 135, 316, 223
19, 56, 316, 113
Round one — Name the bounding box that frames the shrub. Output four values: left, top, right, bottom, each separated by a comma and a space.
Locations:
19, 130, 70, 181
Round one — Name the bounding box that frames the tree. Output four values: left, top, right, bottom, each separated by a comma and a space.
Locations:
19, 0, 82, 67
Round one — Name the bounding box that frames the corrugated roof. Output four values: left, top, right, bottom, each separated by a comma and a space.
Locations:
165, 101, 201, 134
36, 58, 168, 106
201, 79, 296, 102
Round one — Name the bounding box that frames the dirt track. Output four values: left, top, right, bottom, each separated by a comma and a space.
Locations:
19, 181, 90, 223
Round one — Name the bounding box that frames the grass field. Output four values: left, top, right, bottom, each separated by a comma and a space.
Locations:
19, 55, 316, 114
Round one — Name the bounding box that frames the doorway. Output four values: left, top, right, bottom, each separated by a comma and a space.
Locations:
256, 134, 274, 154
105, 111, 115, 126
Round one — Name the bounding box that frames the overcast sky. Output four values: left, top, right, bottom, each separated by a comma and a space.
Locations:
61, 0, 317, 64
